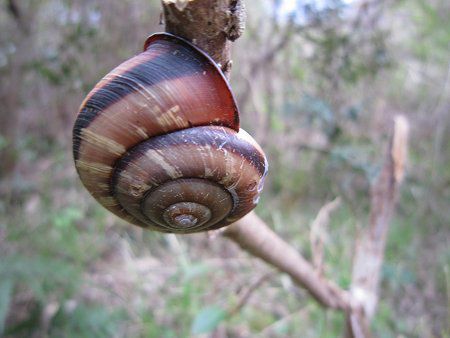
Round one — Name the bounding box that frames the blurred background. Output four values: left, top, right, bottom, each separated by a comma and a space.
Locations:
0, 0, 449, 337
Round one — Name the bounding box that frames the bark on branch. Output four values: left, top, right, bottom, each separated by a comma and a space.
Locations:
162, 0, 245, 77
224, 212, 351, 310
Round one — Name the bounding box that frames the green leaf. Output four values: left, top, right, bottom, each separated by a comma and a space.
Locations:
182, 263, 210, 283
191, 305, 227, 335
0, 134, 8, 151
54, 207, 83, 228
0, 279, 14, 335
50, 304, 121, 338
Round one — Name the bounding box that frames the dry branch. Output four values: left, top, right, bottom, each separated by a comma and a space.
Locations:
347, 116, 409, 337
162, 0, 245, 77
223, 212, 350, 310
310, 197, 341, 275
228, 272, 274, 316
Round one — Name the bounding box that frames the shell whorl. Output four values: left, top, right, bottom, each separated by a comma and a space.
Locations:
73, 33, 267, 233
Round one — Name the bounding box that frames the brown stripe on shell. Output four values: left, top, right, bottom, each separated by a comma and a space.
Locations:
74, 71, 239, 222
78, 46, 164, 110
111, 126, 267, 231
115, 126, 267, 177
142, 178, 233, 233
73, 32, 239, 160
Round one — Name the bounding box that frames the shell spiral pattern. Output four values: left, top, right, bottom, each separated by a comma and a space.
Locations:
73, 33, 268, 233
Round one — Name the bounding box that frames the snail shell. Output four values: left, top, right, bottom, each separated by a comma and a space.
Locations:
73, 33, 268, 233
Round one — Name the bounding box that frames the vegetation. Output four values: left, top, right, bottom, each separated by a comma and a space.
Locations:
0, 0, 449, 337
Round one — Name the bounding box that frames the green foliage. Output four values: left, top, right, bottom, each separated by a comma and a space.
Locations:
246, 307, 277, 332
0, 250, 124, 337
0, 145, 124, 336
0, 255, 79, 301
182, 262, 211, 283
0, 279, 13, 335
190, 305, 227, 335
411, 0, 450, 63
0, 134, 8, 152
49, 304, 122, 338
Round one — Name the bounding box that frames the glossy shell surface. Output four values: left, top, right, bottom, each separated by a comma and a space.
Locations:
73, 33, 267, 233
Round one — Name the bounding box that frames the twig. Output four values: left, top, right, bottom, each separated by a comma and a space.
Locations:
310, 197, 341, 276
237, 18, 298, 109
223, 212, 350, 310
228, 272, 274, 316
258, 305, 310, 336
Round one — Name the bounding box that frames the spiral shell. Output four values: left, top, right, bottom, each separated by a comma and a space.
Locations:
73, 33, 267, 233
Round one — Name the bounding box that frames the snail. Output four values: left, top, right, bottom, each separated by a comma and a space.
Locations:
72, 33, 268, 234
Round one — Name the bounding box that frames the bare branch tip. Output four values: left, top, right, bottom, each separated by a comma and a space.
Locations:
392, 115, 409, 183
162, 0, 192, 11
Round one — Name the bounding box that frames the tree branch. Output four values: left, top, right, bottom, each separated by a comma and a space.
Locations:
346, 115, 409, 337
162, 0, 245, 77
223, 212, 351, 310
310, 197, 341, 276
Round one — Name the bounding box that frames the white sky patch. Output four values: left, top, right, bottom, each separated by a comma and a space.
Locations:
277, 0, 356, 21
278, 0, 297, 14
